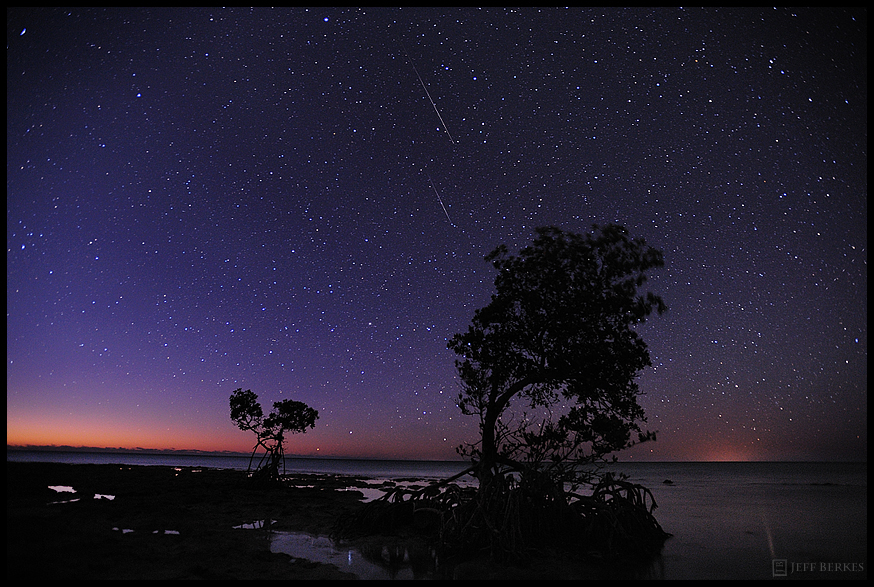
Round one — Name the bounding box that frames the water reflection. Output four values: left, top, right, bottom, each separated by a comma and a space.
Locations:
269, 530, 666, 580
47, 485, 115, 504
270, 532, 440, 580
48, 485, 76, 493
355, 539, 441, 580
233, 519, 275, 530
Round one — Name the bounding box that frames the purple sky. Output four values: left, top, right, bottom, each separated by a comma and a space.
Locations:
7, 7, 866, 461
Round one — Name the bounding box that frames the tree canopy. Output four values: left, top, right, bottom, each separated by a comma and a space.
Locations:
336, 224, 671, 562
448, 224, 667, 486
229, 388, 318, 482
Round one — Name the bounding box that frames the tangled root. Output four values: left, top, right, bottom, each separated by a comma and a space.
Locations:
333, 471, 670, 563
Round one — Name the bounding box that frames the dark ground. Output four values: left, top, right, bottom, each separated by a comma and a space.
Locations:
7, 461, 664, 580
6, 461, 366, 580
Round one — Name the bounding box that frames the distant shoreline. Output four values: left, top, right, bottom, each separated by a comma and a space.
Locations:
7, 445, 865, 464
6, 444, 468, 462
7, 444, 253, 457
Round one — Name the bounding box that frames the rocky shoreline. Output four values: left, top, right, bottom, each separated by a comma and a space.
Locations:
6, 461, 368, 580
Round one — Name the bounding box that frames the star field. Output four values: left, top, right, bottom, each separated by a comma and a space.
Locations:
7, 8, 867, 460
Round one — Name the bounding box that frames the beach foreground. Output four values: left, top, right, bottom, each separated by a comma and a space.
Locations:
8, 461, 644, 580
7, 461, 369, 580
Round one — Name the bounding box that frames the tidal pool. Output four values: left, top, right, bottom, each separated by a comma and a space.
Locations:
270, 531, 441, 580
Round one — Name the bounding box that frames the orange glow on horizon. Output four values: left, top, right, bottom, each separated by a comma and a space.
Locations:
6, 414, 460, 459
6, 413, 246, 453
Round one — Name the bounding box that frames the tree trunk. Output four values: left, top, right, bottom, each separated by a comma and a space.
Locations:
477, 403, 500, 488
477, 378, 531, 488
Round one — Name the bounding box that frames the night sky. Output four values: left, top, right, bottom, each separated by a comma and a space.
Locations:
7, 8, 867, 461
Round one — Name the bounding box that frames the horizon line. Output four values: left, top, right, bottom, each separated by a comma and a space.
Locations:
6, 444, 867, 464
5, 443, 466, 462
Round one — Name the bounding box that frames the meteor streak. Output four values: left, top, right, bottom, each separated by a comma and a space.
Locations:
402, 46, 456, 146
427, 172, 455, 227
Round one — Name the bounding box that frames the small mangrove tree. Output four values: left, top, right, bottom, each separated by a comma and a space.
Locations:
229, 388, 318, 483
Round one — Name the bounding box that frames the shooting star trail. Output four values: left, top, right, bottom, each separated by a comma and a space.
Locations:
402, 46, 456, 146
427, 172, 455, 227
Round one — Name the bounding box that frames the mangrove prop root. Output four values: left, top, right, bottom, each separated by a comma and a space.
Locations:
332, 472, 670, 562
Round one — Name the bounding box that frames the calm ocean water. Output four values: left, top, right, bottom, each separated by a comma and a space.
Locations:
5, 449, 471, 480
610, 461, 868, 579
7, 450, 867, 580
